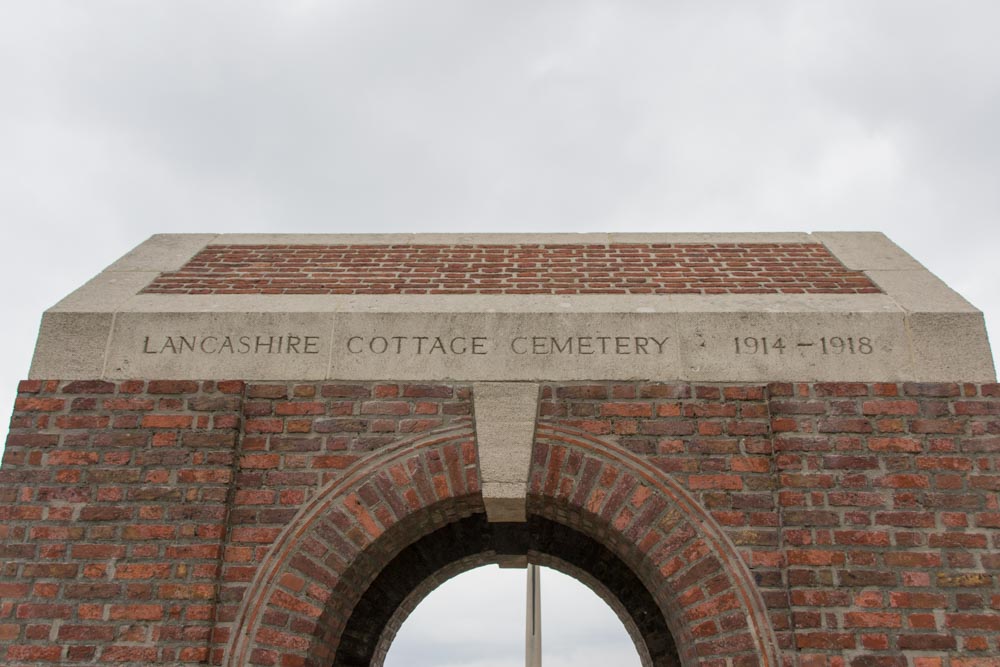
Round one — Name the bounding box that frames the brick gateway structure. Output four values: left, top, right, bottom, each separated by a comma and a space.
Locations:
1, 233, 997, 667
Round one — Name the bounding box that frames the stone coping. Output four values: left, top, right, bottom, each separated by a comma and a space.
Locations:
29, 232, 995, 382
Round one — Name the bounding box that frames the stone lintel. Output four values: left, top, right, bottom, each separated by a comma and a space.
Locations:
474, 382, 539, 523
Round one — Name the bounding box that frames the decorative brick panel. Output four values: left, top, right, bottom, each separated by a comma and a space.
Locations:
141, 243, 881, 295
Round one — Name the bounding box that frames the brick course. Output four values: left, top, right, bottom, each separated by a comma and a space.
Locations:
140, 243, 881, 295
2, 379, 999, 666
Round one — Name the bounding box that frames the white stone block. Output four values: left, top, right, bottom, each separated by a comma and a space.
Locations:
474, 383, 539, 523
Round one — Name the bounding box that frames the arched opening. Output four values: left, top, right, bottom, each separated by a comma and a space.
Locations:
334, 514, 676, 666
384, 564, 645, 667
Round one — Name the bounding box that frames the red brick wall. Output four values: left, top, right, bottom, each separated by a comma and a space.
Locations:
141, 243, 880, 295
0, 381, 472, 666
1, 379, 243, 665
767, 382, 1000, 667
539, 382, 1000, 667
2, 379, 998, 667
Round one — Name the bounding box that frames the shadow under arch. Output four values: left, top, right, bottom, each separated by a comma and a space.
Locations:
223, 422, 780, 667
341, 514, 675, 667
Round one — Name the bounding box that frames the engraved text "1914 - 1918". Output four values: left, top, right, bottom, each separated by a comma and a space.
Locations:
734, 336, 874, 355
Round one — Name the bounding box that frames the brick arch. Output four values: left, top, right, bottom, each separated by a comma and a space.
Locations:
223, 424, 482, 667
531, 423, 781, 667
224, 422, 779, 667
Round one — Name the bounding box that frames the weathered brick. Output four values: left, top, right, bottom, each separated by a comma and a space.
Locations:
147, 380, 200, 394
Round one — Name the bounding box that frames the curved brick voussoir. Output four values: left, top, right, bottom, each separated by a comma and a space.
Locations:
223, 425, 481, 667
531, 423, 782, 667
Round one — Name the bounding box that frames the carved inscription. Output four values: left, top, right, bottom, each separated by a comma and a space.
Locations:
347, 336, 489, 355
137, 331, 884, 360
108, 312, 917, 381
142, 334, 321, 355
94, 296, 936, 381
345, 335, 670, 356
733, 335, 876, 356
510, 336, 669, 355
137, 333, 672, 357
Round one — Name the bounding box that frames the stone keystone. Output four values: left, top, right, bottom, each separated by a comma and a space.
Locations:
473, 382, 540, 522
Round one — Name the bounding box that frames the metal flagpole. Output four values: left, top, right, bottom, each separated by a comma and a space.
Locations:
526, 563, 541, 667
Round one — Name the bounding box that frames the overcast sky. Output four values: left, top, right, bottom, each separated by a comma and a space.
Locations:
2, 2, 999, 664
